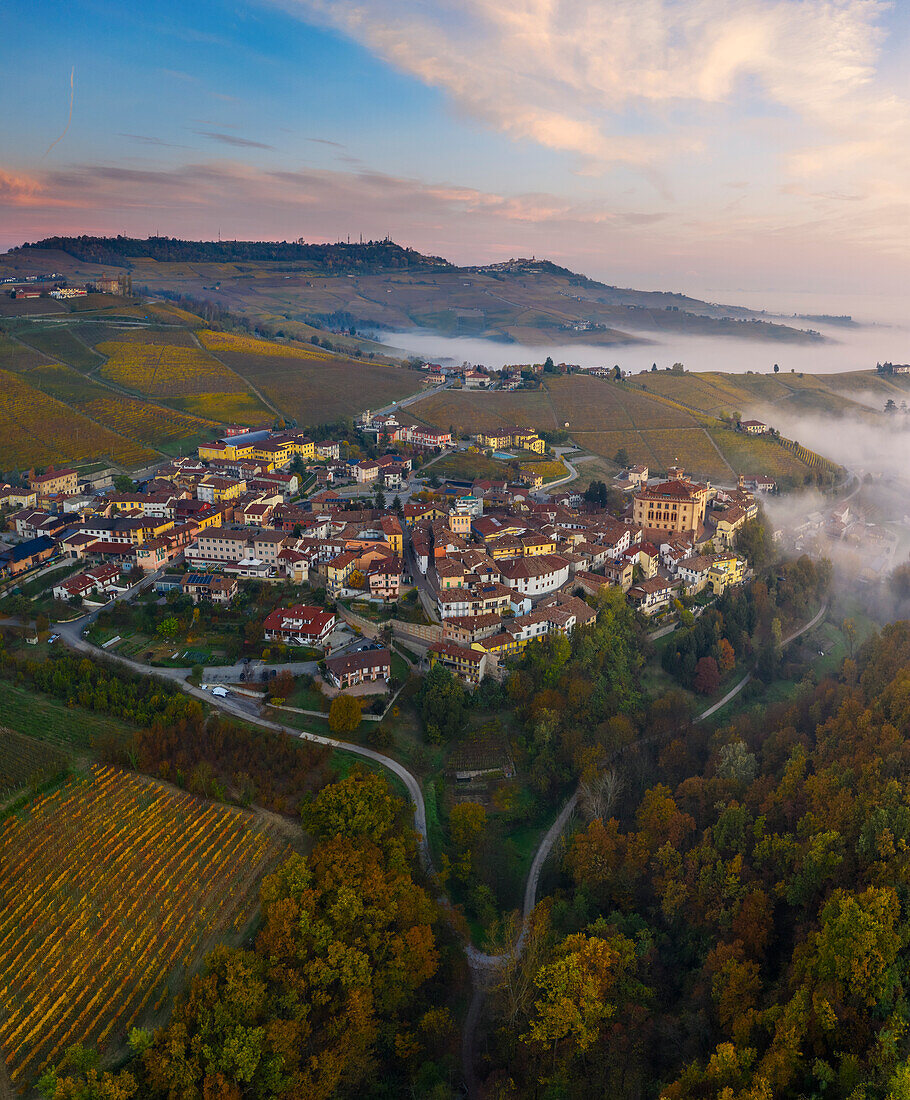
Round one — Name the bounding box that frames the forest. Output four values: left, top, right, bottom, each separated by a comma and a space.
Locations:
472, 621, 910, 1099
22, 236, 452, 271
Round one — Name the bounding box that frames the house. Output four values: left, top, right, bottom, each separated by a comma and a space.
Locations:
262, 605, 336, 648
181, 573, 238, 606
366, 557, 402, 600
133, 537, 177, 572
53, 563, 121, 601
632, 479, 708, 535
398, 425, 452, 449
315, 441, 341, 460
714, 504, 748, 546
0, 535, 56, 576
707, 553, 746, 595
324, 550, 359, 594
28, 468, 78, 496
428, 641, 489, 684
352, 460, 380, 484
324, 648, 391, 690
0, 485, 37, 510
499, 554, 571, 597
739, 420, 768, 435
197, 476, 247, 504
629, 576, 676, 616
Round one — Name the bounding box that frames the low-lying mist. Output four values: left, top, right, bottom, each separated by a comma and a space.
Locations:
379, 318, 907, 375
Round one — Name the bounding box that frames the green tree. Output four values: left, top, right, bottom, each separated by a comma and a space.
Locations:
156, 616, 179, 640
301, 768, 402, 844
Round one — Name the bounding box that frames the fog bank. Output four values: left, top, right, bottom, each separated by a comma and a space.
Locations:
380, 319, 907, 376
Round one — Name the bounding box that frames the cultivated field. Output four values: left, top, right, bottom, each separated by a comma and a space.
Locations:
629, 369, 906, 422
0, 368, 157, 468
0, 765, 289, 1087
0, 332, 51, 373
404, 375, 823, 482
14, 327, 103, 372
97, 336, 271, 425
98, 340, 245, 397
0, 729, 67, 802
202, 330, 424, 425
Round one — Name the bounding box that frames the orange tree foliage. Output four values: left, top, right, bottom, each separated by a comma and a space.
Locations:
485, 619, 910, 1099
42, 771, 457, 1099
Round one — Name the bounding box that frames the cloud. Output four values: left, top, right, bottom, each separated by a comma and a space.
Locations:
117, 133, 190, 149
2, 159, 903, 295
193, 130, 275, 150
278, 0, 891, 165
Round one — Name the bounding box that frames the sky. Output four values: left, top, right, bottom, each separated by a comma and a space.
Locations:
2, 0, 910, 300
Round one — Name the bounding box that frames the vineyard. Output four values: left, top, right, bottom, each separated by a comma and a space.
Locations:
0, 766, 289, 1086
0, 368, 157, 468
198, 328, 336, 361
97, 340, 242, 397
79, 396, 217, 450
0, 729, 67, 801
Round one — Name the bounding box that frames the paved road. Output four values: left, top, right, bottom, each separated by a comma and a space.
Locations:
54, 605, 433, 871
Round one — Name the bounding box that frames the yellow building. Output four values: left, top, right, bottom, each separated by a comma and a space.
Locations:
477, 430, 513, 450
197, 475, 247, 504
707, 553, 745, 595
632, 479, 708, 534
512, 431, 546, 454
29, 468, 78, 496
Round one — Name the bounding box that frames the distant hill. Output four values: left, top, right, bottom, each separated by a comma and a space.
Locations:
12, 236, 824, 346
18, 235, 452, 273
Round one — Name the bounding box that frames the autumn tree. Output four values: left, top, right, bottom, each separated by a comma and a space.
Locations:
327, 692, 362, 734
694, 656, 720, 695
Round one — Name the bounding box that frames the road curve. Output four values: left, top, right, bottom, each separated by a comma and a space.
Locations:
53, 608, 434, 871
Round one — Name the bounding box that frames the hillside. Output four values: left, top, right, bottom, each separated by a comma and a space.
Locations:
8, 237, 826, 348
402, 375, 839, 485
626, 367, 910, 421
0, 298, 426, 471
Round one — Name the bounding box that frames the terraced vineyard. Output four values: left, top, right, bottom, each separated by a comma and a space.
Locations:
0, 766, 289, 1087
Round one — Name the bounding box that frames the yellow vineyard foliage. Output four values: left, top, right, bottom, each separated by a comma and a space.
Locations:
0, 368, 157, 468
79, 397, 216, 446
0, 766, 287, 1085
98, 341, 243, 397
198, 329, 335, 361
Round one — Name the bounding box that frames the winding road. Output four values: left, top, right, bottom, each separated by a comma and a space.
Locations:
44, 572, 827, 1097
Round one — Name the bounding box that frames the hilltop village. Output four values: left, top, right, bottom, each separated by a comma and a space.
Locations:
0, 406, 769, 693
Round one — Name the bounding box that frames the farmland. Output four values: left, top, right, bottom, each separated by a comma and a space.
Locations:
201, 330, 425, 425
626, 368, 910, 422
404, 374, 823, 482
15, 327, 104, 372
0, 729, 68, 801
0, 368, 158, 469
0, 765, 289, 1087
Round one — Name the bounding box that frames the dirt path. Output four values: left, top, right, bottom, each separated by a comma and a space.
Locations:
187, 331, 283, 422
460, 600, 829, 1095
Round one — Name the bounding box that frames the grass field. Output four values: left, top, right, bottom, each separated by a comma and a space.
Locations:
0, 680, 138, 751
0, 729, 68, 801
0, 765, 289, 1086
